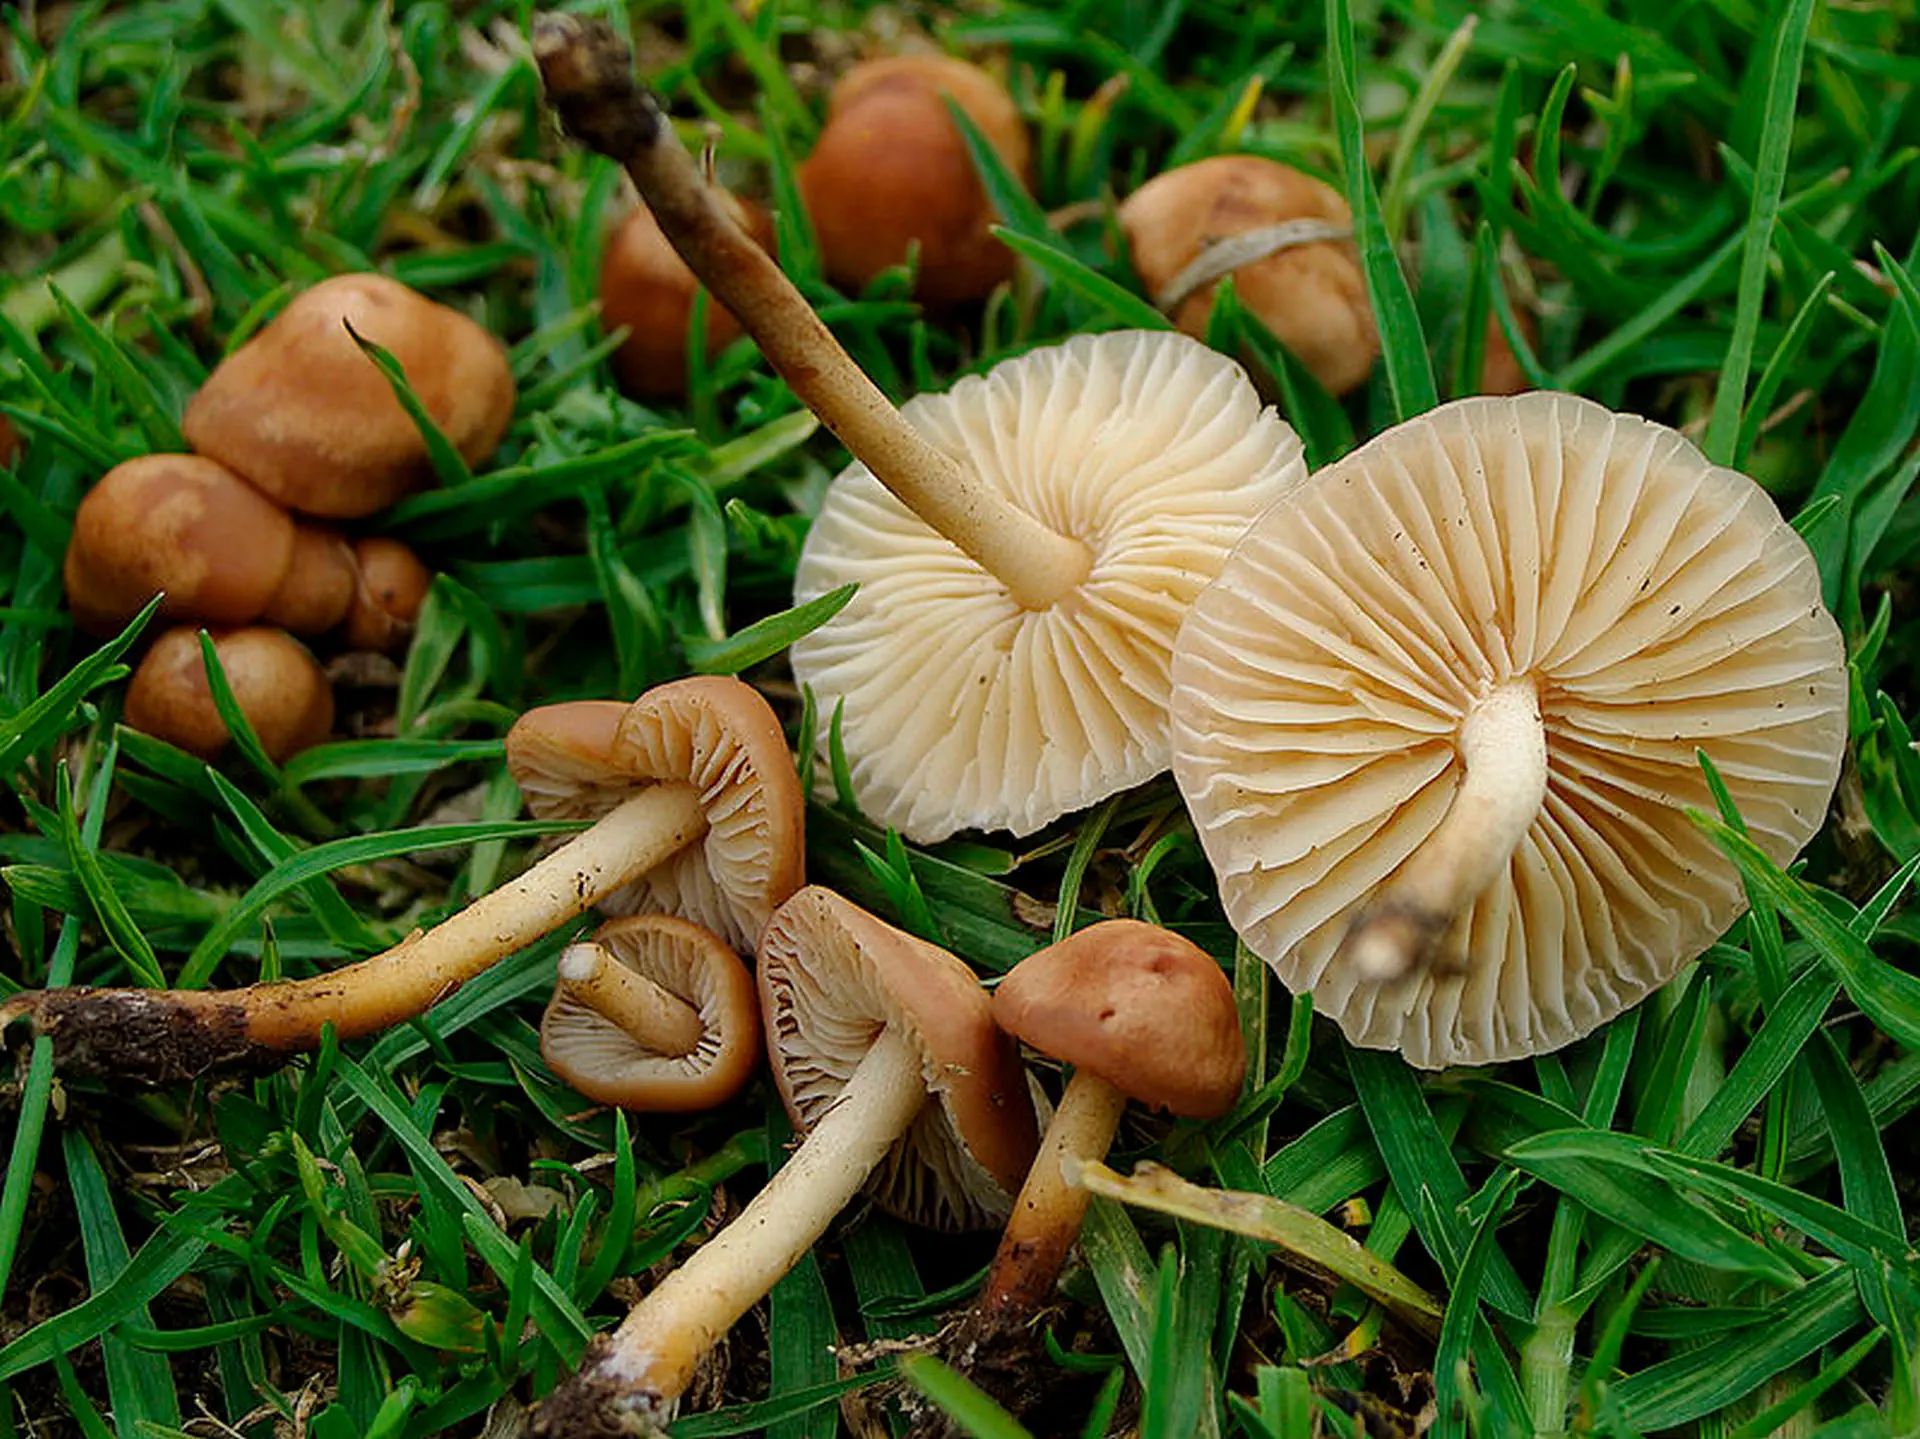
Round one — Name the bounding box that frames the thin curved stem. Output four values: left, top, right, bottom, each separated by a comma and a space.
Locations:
531, 15, 1091, 611
1342, 678, 1548, 979
557, 940, 704, 1056
551, 1026, 927, 1420
11, 784, 708, 1080
976, 1068, 1128, 1318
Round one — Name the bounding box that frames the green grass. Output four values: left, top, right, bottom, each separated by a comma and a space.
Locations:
4, 1, 1920, 1436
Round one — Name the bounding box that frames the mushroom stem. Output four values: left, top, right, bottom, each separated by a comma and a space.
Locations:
543, 1025, 927, 1421
530, 14, 1092, 612
556, 940, 705, 1057
8, 783, 708, 1080
1342, 678, 1549, 980
975, 1067, 1129, 1318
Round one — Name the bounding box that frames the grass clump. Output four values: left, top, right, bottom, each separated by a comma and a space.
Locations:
4, 2, 1920, 1437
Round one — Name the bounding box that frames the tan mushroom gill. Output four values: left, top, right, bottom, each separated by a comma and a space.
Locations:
1172, 392, 1848, 1069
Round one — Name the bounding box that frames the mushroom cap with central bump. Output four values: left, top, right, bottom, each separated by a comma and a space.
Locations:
1119, 155, 1377, 398
504, 677, 804, 954
183, 273, 515, 518
1171, 392, 1848, 1068
541, 915, 759, 1112
758, 887, 1039, 1232
789, 329, 1306, 843
992, 920, 1245, 1119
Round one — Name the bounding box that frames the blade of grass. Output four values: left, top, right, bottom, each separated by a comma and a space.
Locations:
1704, 0, 1818, 463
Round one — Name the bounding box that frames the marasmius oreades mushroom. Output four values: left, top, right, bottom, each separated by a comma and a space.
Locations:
184, 272, 516, 518
1171, 392, 1849, 1068
952, 921, 1243, 1373
540, 914, 760, 1112
800, 54, 1032, 308
529, 886, 1038, 1436
533, 16, 1305, 844
63, 453, 432, 651
0, 677, 803, 1082
1119, 155, 1377, 397
125, 625, 335, 764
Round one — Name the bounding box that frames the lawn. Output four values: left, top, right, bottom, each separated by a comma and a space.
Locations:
2, 1, 1919, 1437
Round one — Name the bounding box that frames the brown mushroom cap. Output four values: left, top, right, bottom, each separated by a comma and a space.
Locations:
260, 525, 358, 635
540, 915, 760, 1112
601, 195, 776, 398
183, 273, 516, 518
1119, 155, 1378, 397
504, 677, 805, 953
789, 329, 1306, 842
800, 55, 1031, 307
992, 921, 1245, 1119
341, 536, 433, 652
64, 454, 297, 637
759, 886, 1039, 1230
124, 626, 334, 763
1171, 392, 1848, 1068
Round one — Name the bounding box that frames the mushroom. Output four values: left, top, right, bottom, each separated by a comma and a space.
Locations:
799, 55, 1031, 307
65, 454, 297, 635
124, 625, 334, 763
183, 273, 516, 518
1170, 392, 1849, 1068
340, 536, 434, 652
533, 18, 1304, 843
64, 453, 432, 651
1118, 155, 1377, 397
540, 915, 760, 1112
968, 921, 1243, 1330
0, 414, 19, 466
529, 886, 1038, 1435
601, 196, 776, 397
2, 676, 803, 1082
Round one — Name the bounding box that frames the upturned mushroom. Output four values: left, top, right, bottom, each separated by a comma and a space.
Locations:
601, 196, 775, 397
534, 17, 1304, 844
529, 886, 1038, 1435
799, 55, 1031, 307
540, 914, 761, 1112
1, 676, 803, 1082
124, 625, 334, 764
183, 272, 516, 517
1119, 155, 1377, 397
1171, 392, 1848, 1068
968, 921, 1243, 1331
64, 453, 433, 651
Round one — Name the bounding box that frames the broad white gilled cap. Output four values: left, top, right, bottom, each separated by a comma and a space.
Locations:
1172, 392, 1848, 1068
790, 329, 1306, 843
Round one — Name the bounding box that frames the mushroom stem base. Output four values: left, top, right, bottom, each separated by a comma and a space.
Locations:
976, 1069, 1128, 1318
554, 1024, 928, 1412
1342, 678, 1548, 980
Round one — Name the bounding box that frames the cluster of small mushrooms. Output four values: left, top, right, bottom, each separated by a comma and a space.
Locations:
0, 12, 1856, 1436
62, 274, 516, 763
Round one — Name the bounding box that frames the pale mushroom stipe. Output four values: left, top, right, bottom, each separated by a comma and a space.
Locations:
1171, 392, 1848, 1068
0, 677, 802, 1081
529, 15, 1307, 843
529, 887, 1037, 1436
540, 914, 761, 1113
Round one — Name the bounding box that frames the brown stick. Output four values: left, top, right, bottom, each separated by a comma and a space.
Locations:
530, 14, 1089, 611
